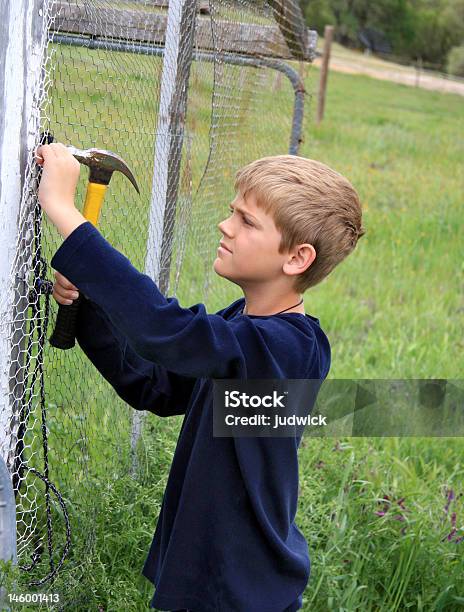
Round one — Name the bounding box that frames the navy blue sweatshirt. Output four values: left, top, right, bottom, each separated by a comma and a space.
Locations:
50, 221, 331, 612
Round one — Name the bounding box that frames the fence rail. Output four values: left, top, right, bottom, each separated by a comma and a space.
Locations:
53, 0, 317, 60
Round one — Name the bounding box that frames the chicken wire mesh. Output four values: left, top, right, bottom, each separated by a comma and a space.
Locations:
0, 0, 316, 601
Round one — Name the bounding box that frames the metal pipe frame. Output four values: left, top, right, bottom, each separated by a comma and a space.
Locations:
49, 33, 306, 155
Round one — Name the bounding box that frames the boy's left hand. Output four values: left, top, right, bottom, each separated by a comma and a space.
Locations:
35, 142, 81, 217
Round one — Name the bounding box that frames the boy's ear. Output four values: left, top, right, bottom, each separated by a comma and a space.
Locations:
283, 244, 316, 276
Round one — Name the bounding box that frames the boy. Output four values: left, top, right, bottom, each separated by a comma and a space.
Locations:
36, 143, 364, 611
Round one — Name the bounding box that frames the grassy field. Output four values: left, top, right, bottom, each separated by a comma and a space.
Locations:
313, 36, 464, 98
4, 50, 463, 610
301, 67, 463, 379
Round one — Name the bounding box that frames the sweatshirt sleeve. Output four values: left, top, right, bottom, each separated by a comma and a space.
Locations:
74, 293, 198, 417
50, 222, 318, 380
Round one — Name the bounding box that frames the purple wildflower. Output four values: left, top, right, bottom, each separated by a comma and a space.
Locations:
444, 488, 455, 514
442, 497, 463, 543
393, 514, 406, 522
374, 493, 409, 524
447, 529, 457, 541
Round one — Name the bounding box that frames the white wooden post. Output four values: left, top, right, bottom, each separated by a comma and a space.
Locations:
0, 0, 50, 467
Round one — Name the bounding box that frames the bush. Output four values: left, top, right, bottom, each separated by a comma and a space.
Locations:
446, 45, 464, 76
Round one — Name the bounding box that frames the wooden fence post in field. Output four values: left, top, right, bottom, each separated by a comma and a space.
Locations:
316, 25, 334, 124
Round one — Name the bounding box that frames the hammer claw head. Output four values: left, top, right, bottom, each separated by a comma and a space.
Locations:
67, 145, 140, 194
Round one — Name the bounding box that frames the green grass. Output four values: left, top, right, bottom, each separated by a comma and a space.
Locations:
10, 46, 464, 611
300, 67, 463, 379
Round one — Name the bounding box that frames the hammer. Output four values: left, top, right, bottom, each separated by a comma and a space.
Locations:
41, 145, 140, 350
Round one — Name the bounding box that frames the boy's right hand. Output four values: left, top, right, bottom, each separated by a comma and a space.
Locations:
52, 271, 80, 306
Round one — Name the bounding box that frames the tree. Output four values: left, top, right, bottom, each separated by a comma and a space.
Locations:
299, 0, 464, 68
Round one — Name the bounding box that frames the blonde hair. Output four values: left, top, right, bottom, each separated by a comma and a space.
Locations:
234, 155, 365, 293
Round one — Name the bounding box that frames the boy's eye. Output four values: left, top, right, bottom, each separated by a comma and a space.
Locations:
229, 208, 253, 226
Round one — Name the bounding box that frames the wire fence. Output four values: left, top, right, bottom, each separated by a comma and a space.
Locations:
312, 47, 464, 96
0, 0, 316, 602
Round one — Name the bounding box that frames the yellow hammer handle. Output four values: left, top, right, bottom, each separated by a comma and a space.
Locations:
83, 182, 108, 226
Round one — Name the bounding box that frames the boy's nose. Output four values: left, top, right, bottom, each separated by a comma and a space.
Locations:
218, 219, 232, 235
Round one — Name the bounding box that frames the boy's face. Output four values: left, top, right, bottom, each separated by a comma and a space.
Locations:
214, 191, 300, 289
